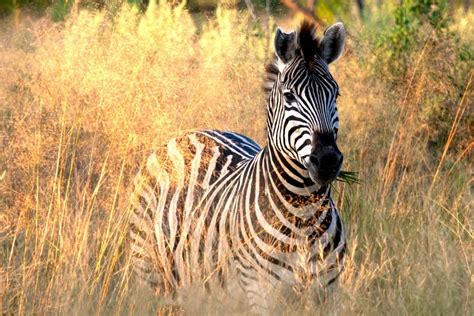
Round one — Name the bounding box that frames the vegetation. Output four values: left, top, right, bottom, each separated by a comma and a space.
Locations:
1, 0, 472, 314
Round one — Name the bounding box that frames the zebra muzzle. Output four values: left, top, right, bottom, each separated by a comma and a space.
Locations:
308, 132, 343, 186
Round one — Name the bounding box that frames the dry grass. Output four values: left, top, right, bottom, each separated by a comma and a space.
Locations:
1, 2, 472, 315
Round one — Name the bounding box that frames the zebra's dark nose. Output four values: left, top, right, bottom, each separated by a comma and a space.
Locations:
308, 132, 343, 185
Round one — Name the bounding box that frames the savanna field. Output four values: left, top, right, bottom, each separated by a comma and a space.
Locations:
0, 0, 472, 314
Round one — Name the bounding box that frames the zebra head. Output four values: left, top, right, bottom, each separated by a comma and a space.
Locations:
266, 21, 346, 187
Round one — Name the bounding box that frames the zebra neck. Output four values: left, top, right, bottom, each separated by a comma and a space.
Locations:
262, 143, 326, 197
257, 144, 329, 220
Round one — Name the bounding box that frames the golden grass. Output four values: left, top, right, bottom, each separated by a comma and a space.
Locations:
1, 2, 472, 314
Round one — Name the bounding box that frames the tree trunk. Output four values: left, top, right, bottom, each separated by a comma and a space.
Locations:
355, 0, 364, 19
464, 0, 471, 12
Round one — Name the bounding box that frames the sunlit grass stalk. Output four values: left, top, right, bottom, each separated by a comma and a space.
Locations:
429, 73, 472, 194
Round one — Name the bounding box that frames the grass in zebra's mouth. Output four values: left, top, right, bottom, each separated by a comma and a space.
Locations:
1, 1, 473, 315
336, 170, 360, 185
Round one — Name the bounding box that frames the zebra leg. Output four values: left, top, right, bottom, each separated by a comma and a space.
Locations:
235, 269, 281, 315
129, 169, 164, 293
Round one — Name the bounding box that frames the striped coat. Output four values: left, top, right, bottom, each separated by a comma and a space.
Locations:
130, 20, 347, 311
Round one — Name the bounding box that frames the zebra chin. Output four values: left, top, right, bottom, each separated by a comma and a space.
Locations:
307, 165, 341, 187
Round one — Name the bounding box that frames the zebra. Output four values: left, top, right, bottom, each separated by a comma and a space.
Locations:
129, 20, 347, 312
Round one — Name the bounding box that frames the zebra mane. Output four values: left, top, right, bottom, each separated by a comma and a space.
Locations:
263, 20, 321, 95
298, 20, 320, 71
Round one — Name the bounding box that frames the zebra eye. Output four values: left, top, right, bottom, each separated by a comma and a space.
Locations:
283, 91, 296, 104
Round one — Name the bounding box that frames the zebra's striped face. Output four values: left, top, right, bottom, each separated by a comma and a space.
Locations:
269, 21, 346, 186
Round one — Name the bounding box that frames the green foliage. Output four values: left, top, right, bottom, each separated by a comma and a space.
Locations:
0, 0, 52, 16
315, 0, 351, 23
51, 0, 74, 21
377, 0, 450, 75
368, 0, 473, 159
252, 0, 352, 21
411, 0, 449, 28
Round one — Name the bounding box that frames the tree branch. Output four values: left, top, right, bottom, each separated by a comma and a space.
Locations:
281, 0, 325, 28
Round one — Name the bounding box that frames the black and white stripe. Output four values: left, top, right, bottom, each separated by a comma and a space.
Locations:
130, 20, 347, 311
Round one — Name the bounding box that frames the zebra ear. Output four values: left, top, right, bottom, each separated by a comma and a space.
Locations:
274, 28, 297, 64
319, 22, 345, 64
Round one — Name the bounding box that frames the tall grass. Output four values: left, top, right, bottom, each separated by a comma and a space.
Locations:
1, 2, 472, 314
